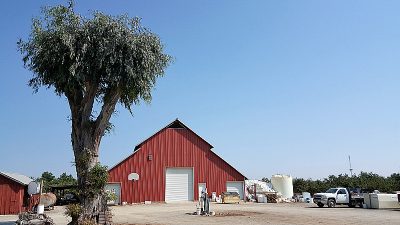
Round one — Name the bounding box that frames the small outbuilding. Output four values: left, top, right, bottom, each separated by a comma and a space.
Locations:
108, 119, 246, 203
0, 171, 32, 215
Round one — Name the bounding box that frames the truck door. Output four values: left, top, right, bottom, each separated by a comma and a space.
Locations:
336, 189, 348, 203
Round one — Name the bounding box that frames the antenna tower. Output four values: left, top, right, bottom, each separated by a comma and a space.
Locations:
348, 155, 353, 176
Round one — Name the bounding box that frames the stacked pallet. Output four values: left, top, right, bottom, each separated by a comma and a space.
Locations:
265, 193, 278, 203
222, 192, 240, 204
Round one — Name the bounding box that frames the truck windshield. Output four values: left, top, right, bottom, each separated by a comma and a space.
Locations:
325, 188, 338, 193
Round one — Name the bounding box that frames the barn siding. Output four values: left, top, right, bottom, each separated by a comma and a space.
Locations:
108, 127, 245, 203
0, 175, 25, 215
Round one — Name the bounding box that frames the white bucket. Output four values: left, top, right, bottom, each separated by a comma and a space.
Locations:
257, 194, 266, 203
37, 204, 44, 214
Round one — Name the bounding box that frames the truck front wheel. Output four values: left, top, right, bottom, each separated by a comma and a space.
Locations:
317, 203, 324, 208
327, 199, 336, 208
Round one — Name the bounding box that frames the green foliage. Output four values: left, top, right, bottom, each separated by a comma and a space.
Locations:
64, 203, 81, 223
105, 191, 118, 202
293, 172, 400, 194
74, 150, 92, 173
65, 203, 96, 225
57, 172, 77, 186
40, 171, 56, 184
82, 163, 108, 198
18, 2, 172, 113
37, 171, 77, 192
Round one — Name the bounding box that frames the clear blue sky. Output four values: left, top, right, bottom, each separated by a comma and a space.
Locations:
1, 0, 399, 180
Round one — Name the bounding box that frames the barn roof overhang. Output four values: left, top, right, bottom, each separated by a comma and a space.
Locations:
0, 171, 32, 186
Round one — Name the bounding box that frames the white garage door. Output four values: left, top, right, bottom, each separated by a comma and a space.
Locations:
165, 168, 194, 202
226, 181, 244, 200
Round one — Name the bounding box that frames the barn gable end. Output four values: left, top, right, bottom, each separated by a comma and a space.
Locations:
108, 119, 246, 203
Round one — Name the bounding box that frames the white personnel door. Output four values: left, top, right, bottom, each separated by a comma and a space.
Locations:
165, 168, 194, 202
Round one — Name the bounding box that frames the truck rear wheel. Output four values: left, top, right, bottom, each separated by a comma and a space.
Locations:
327, 199, 336, 208
348, 202, 355, 208
317, 203, 324, 208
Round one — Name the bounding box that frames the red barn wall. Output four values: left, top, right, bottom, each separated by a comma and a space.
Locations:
108, 128, 245, 203
0, 175, 25, 215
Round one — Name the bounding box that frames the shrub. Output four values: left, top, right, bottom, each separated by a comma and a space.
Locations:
64, 203, 81, 223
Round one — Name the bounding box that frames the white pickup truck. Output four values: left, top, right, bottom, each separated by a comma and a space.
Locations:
313, 187, 364, 208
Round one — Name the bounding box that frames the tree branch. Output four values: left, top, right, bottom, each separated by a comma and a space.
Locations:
94, 86, 120, 141
65, 86, 83, 123
65, 87, 84, 155
81, 81, 98, 123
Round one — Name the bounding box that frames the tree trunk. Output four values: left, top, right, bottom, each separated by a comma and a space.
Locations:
71, 122, 104, 224
67, 85, 119, 225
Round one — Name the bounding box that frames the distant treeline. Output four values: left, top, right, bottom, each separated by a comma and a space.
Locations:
293, 172, 400, 195
35, 171, 400, 196
35, 171, 77, 192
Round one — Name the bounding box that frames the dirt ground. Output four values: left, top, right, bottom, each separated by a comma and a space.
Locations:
1, 202, 400, 225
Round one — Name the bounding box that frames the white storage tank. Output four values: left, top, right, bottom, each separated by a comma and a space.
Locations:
271, 174, 293, 199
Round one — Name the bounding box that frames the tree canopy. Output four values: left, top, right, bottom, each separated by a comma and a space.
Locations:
18, 2, 171, 118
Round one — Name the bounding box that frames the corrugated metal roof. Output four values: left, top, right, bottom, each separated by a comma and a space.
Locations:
0, 171, 32, 186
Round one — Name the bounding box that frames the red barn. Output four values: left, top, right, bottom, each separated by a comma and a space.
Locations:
0, 172, 32, 215
108, 119, 246, 203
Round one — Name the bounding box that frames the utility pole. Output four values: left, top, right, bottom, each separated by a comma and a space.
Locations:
348, 155, 353, 176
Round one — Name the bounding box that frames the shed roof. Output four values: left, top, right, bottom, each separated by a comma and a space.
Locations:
0, 171, 32, 186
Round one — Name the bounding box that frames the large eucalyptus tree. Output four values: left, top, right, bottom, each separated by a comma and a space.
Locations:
18, 2, 171, 223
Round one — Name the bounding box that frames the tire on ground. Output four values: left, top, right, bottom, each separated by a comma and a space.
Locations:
327, 199, 336, 208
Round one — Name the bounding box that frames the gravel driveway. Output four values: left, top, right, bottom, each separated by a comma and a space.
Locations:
1, 202, 400, 225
